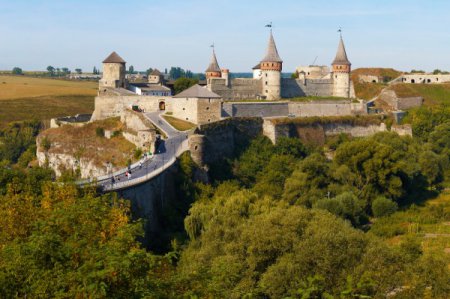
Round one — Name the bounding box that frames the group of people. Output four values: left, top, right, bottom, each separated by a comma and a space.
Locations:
109, 153, 153, 186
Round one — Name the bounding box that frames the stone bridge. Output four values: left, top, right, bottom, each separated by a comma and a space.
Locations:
78, 112, 190, 192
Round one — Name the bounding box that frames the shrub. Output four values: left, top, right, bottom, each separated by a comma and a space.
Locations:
372, 197, 398, 217
40, 137, 51, 151
95, 127, 105, 137
134, 148, 143, 160
111, 130, 122, 138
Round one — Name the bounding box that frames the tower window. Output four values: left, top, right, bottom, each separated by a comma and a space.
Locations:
265, 81, 268, 85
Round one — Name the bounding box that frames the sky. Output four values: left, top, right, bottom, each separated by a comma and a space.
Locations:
0, 0, 449, 73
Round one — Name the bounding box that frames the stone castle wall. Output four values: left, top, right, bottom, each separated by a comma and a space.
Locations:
91, 95, 171, 121
222, 102, 289, 118
262, 118, 387, 144
396, 74, 450, 84
281, 78, 334, 98
221, 100, 364, 118
189, 118, 263, 167
379, 90, 423, 111
210, 78, 262, 100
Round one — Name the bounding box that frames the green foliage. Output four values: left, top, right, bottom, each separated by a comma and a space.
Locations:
0, 183, 170, 298
173, 77, 199, 94
403, 106, 450, 139
12, 67, 23, 75
371, 196, 398, 217
95, 127, 105, 137
314, 192, 367, 226
0, 120, 41, 163
134, 147, 143, 160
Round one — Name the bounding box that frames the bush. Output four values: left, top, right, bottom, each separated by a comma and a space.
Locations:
134, 148, 143, 160
111, 130, 122, 138
40, 137, 51, 151
95, 127, 105, 137
372, 197, 398, 217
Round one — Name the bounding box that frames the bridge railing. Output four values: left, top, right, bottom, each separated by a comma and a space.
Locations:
102, 139, 189, 191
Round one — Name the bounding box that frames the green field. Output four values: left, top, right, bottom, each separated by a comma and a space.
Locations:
389, 83, 450, 106
0, 75, 97, 127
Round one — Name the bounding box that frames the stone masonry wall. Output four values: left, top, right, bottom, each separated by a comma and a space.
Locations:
263, 118, 387, 144
210, 78, 262, 101
222, 102, 289, 118
91, 95, 171, 121
189, 118, 263, 167
281, 78, 334, 98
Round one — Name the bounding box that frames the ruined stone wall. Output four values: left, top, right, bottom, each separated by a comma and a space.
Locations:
120, 109, 156, 151
281, 78, 334, 98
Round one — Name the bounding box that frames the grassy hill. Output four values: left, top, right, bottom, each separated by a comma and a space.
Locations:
370, 190, 450, 268
0, 75, 97, 127
351, 68, 402, 100
388, 83, 450, 106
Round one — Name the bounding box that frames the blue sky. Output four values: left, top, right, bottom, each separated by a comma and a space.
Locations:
0, 0, 449, 73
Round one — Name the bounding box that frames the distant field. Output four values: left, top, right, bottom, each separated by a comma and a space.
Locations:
0, 75, 97, 127
0, 75, 97, 100
388, 83, 450, 106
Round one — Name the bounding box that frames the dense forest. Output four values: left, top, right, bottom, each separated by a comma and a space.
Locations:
0, 105, 449, 298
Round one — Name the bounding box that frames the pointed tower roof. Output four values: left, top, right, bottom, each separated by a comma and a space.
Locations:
150, 69, 162, 76
205, 49, 221, 73
102, 51, 126, 64
173, 84, 221, 98
260, 31, 283, 63
332, 37, 351, 66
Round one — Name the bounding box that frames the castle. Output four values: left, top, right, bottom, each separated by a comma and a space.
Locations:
205, 31, 355, 100
91, 31, 362, 125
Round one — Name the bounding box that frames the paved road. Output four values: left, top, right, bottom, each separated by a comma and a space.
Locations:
85, 112, 190, 191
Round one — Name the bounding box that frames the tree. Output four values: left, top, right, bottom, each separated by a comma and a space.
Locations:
11, 67, 23, 75
93, 66, 98, 74
128, 65, 135, 74
173, 77, 198, 94
372, 196, 398, 217
169, 67, 186, 80
432, 69, 442, 75
47, 65, 55, 76
146, 68, 154, 76
0, 184, 169, 298
74, 68, 82, 74
61, 67, 70, 75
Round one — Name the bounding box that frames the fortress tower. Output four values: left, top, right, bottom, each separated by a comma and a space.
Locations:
260, 31, 283, 100
205, 47, 222, 83
331, 36, 351, 98
99, 51, 127, 89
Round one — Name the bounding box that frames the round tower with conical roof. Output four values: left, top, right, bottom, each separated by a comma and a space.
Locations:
205, 47, 222, 82
331, 35, 351, 98
99, 51, 127, 89
260, 31, 283, 100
